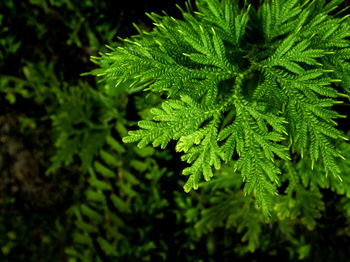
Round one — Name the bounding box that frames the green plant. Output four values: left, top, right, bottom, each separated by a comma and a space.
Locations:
65, 122, 175, 261
94, 0, 350, 217
2, 0, 350, 261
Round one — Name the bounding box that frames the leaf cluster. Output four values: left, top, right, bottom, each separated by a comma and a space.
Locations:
95, 0, 350, 216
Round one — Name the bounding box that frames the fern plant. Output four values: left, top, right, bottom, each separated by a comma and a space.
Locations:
66, 118, 177, 261
93, 0, 350, 216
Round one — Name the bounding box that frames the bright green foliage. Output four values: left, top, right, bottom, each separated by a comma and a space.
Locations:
94, 0, 350, 216
3, 0, 350, 261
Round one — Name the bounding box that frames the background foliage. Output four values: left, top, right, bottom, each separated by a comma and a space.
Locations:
1, 0, 350, 261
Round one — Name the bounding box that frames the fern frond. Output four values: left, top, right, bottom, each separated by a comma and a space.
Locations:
95, 0, 350, 217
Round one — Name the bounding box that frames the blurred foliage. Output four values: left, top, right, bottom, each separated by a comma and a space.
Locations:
1, 0, 350, 261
